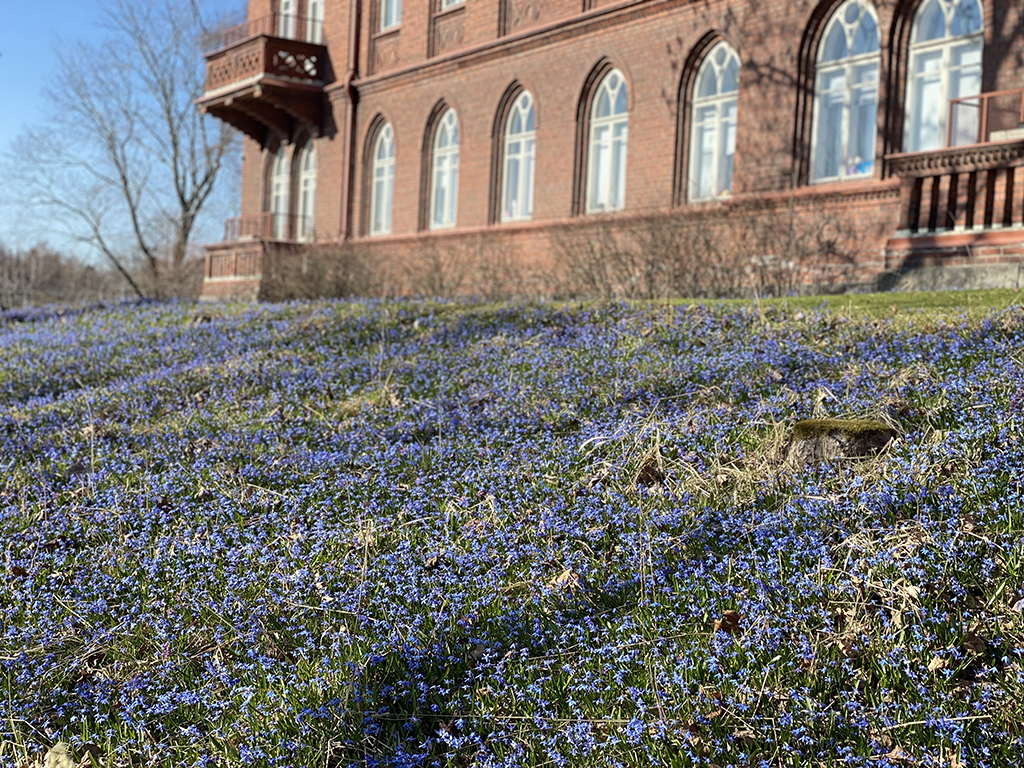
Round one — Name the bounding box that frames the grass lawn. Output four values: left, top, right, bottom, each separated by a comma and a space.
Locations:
1, 290, 1023, 767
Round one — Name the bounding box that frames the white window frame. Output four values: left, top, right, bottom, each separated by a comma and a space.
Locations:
440, 0, 465, 10
431, 109, 460, 230
306, 0, 324, 43
586, 69, 629, 214
904, 0, 984, 152
278, 0, 297, 38
297, 143, 316, 242
371, 124, 396, 236
270, 146, 290, 240
501, 91, 536, 223
688, 42, 739, 202
380, 0, 401, 30
810, 0, 881, 183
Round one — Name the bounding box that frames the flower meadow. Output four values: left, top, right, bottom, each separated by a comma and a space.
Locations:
1, 299, 1023, 768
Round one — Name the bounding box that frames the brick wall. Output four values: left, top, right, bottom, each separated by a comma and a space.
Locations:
217, 0, 1024, 298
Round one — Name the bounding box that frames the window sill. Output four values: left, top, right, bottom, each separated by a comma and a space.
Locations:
688, 192, 732, 204
810, 173, 874, 186
375, 24, 401, 38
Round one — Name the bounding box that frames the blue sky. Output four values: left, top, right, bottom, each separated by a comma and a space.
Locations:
0, 0, 243, 250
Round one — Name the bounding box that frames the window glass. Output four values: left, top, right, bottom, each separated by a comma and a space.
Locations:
811, 0, 879, 182
431, 110, 459, 229
297, 144, 316, 242
587, 70, 629, 213
306, 0, 323, 43
502, 92, 536, 222
951, 0, 982, 37
822, 23, 848, 62
371, 124, 395, 235
381, 0, 401, 30
270, 146, 290, 239
906, 0, 984, 151
916, 0, 946, 42
852, 13, 878, 56
689, 43, 739, 201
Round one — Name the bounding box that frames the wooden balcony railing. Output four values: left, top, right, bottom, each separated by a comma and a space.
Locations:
224, 212, 315, 244
948, 88, 1024, 147
215, 12, 324, 51
207, 245, 264, 279
203, 35, 325, 94
886, 143, 1024, 235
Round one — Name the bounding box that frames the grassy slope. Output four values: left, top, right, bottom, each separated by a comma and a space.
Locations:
1, 290, 1023, 768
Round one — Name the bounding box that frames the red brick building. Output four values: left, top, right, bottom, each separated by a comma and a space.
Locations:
198, 0, 1024, 299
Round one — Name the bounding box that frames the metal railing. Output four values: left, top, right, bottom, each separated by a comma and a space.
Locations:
224, 212, 315, 243
215, 12, 325, 51
948, 88, 1024, 147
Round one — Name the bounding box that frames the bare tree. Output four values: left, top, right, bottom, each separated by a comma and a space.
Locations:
0, 242, 128, 310
4, 0, 239, 299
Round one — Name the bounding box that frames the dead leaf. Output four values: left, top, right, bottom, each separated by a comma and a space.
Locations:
635, 454, 665, 486
962, 630, 987, 656
713, 610, 742, 636
43, 744, 74, 768
927, 656, 947, 672
884, 745, 913, 763
547, 569, 582, 593
837, 636, 867, 659
732, 729, 757, 747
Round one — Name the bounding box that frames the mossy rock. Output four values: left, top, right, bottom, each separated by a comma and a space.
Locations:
787, 419, 896, 464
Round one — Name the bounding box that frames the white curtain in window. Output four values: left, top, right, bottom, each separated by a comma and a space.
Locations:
689, 43, 739, 201
587, 70, 628, 213
297, 144, 316, 242
502, 92, 536, 222
371, 124, 395, 235
270, 146, 290, 240
431, 110, 460, 229
906, 0, 983, 152
811, 0, 880, 181
381, 0, 401, 30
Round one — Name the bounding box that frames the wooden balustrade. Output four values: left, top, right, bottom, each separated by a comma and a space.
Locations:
887, 142, 1024, 235
203, 36, 325, 94
206, 245, 264, 279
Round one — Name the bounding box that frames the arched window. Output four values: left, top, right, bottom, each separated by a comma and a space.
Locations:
587, 69, 629, 213
431, 109, 459, 229
811, 0, 880, 182
502, 91, 536, 222
689, 43, 739, 201
381, 0, 401, 30
270, 146, 290, 240
905, 0, 983, 152
297, 143, 316, 242
278, 0, 297, 38
371, 124, 395, 235
306, 0, 324, 43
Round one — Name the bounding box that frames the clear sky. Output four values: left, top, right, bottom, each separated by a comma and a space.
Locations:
0, 0, 243, 250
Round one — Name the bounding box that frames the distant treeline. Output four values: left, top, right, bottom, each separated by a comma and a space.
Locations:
0, 243, 134, 309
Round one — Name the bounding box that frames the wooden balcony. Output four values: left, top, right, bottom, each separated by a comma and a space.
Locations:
886, 89, 1024, 238
196, 13, 331, 145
